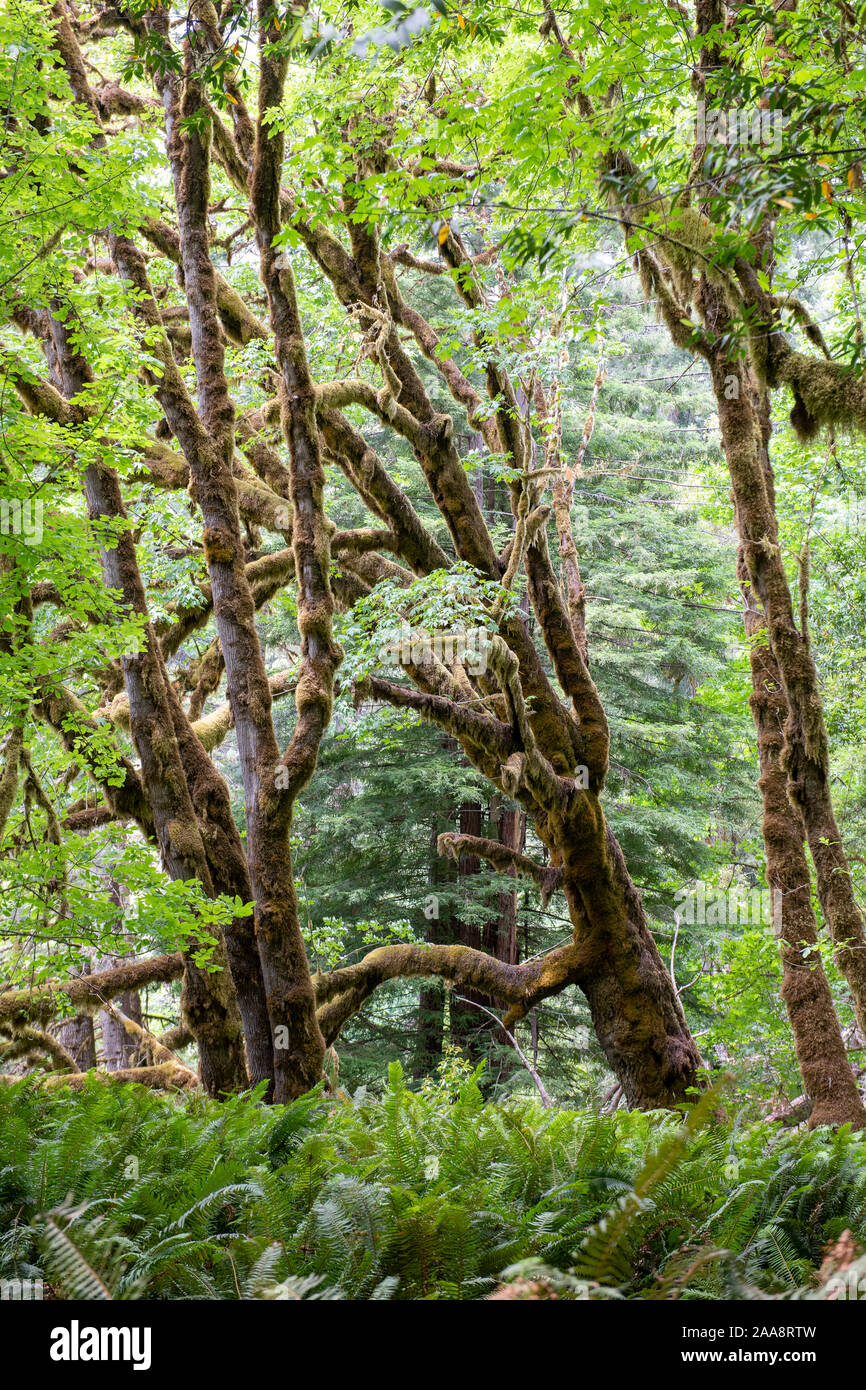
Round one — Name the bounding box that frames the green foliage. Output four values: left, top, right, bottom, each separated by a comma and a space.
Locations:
338, 562, 519, 684
0, 823, 253, 987
307, 916, 418, 971
693, 928, 797, 1091
1, 1065, 865, 1301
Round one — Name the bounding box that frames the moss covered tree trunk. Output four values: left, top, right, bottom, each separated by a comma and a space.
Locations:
722, 371, 866, 1127
554, 804, 703, 1108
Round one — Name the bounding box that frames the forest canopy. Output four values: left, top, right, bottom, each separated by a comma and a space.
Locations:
1, 0, 866, 1309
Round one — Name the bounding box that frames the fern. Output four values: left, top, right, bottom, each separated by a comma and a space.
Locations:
1, 1069, 865, 1300
40, 1212, 113, 1301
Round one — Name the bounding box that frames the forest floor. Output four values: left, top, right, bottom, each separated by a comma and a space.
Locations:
1, 1059, 864, 1301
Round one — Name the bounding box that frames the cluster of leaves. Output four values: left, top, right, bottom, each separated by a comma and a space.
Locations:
306, 915, 417, 972
0, 824, 253, 988
337, 560, 519, 684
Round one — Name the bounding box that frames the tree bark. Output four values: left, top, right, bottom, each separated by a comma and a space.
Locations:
413, 819, 447, 1079
727, 375, 865, 1128
55, 972, 97, 1073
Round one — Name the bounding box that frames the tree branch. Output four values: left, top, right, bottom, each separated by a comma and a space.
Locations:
437, 832, 563, 906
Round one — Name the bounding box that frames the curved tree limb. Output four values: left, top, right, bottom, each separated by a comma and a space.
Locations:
0, 953, 184, 1028
437, 831, 563, 907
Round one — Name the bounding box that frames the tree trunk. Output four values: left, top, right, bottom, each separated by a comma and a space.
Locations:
447, 802, 524, 1069
449, 802, 485, 1055
95, 950, 143, 1072
450, 803, 524, 1072
487, 806, 523, 1073
489, 804, 522, 972
708, 340, 866, 1038
38, 264, 248, 1098
55, 961, 97, 1074
556, 804, 703, 1108
56, 987, 97, 1072
413, 819, 447, 1078
728, 375, 865, 1128
741, 579, 866, 1127
98, 985, 143, 1071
